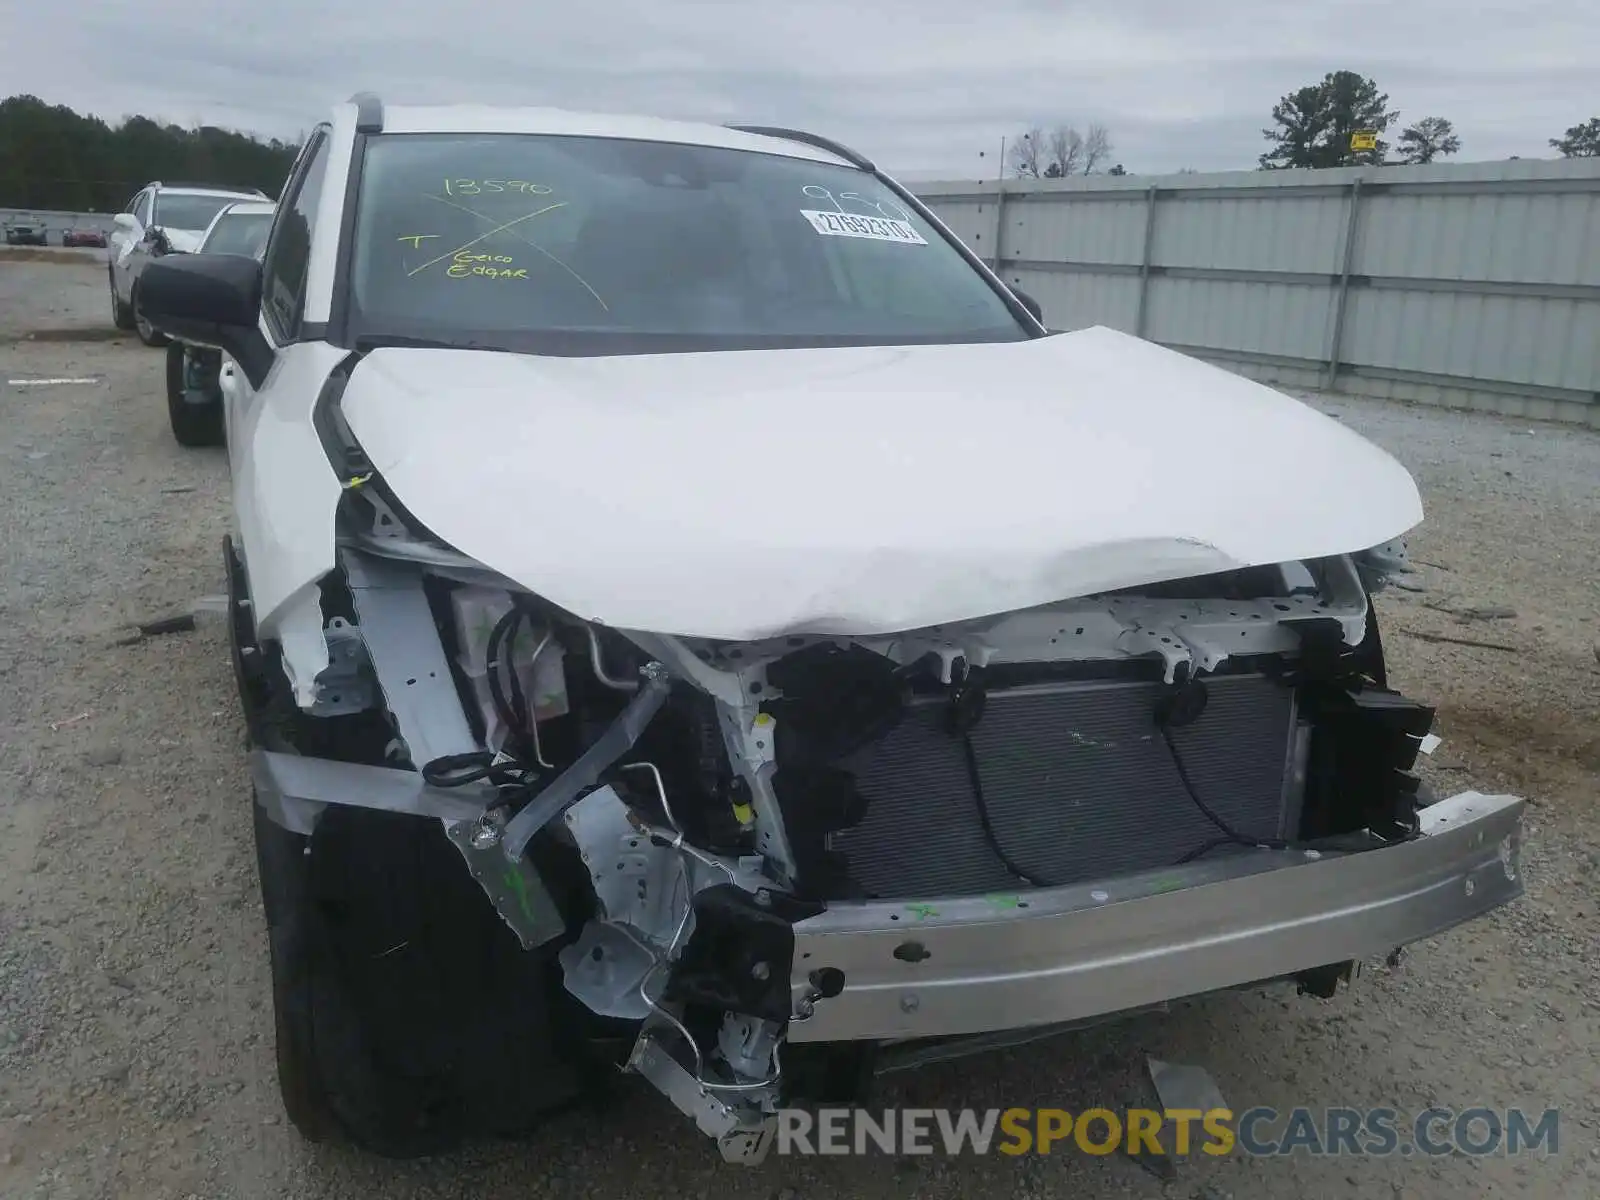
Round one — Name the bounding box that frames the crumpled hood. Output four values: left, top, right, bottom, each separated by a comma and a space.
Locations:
338, 326, 1422, 641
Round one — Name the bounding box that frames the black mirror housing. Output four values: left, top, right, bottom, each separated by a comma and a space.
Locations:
1009, 286, 1044, 325
140, 253, 273, 386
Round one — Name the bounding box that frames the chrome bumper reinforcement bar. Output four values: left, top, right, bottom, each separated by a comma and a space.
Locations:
786, 790, 1523, 1043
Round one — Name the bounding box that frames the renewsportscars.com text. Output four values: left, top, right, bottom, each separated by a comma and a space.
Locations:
774, 1106, 1561, 1158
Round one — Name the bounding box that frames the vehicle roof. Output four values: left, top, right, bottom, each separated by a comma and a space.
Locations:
363, 103, 857, 168
213, 200, 277, 217
150, 184, 269, 198
200, 200, 278, 246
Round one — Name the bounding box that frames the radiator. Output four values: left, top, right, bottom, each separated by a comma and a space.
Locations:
830, 674, 1304, 899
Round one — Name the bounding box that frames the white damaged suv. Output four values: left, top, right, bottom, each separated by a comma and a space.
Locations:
137, 94, 1525, 1162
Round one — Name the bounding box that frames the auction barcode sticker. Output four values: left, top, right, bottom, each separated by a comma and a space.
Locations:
801, 209, 928, 245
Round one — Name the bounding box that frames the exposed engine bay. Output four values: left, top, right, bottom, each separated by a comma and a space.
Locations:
236, 465, 1488, 1161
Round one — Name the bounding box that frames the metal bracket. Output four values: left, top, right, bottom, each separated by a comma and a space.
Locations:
1122, 619, 1235, 677
1114, 624, 1193, 683
1353, 537, 1413, 592
555, 785, 776, 1025
443, 816, 566, 948
562, 785, 688, 943
341, 548, 478, 768
629, 1035, 778, 1164
557, 921, 658, 1019
308, 616, 376, 716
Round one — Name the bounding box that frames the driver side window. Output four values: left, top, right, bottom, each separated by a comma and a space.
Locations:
261, 130, 331, 342
134, 191, 152, 226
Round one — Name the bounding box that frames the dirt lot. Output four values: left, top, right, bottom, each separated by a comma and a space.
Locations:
1, 247, 1597, 1199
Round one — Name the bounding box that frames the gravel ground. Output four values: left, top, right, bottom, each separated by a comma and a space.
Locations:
1, 247, 1596, 1200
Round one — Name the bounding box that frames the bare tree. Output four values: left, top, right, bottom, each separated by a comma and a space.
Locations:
1045, 126, 1084, 176
1008, 128, 1045, 178
1082, 124, 1112, 174
1009, 122, 1117, 178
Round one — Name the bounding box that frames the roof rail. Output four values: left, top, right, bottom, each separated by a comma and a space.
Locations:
150, 181, 264, 193
727, 125, 874, 171
350, 92, 384, 135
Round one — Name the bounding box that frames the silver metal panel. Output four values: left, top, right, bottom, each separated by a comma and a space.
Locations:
1009, 193, 1147, 266
928, 198, 991, 257
788, 790, 1525, 1043
341, 548, 478, 767
830, 675, 1297, 899
1152, 190, 1346, 275
1007, 268, 1139, 334
251, 748, 491, 833
914, 158, 1600, 422
1344, 290, 1599, 393
1145, 276, 1333, 362
1165, 342, 1600, 411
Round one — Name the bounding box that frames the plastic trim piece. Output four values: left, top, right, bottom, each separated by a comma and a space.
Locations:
726, 125, 874, 171
350, 91, 384, 135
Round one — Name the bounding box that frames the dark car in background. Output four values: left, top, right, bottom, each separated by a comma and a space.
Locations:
63, 227, 109, 248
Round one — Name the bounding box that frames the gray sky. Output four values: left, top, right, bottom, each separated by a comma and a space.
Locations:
3, 0, 1594, 176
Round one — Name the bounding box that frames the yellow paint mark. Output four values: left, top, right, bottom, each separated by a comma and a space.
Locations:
406, 202, 568, 278
420, 193, 609, 311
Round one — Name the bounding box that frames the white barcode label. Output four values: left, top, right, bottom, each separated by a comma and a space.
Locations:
800, 209, 928, 245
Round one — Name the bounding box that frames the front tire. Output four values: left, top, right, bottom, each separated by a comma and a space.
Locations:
254, 802, 591, 1156
165, 343, 224, 447
110, 267, 135, 331
233, 545, 592, 1156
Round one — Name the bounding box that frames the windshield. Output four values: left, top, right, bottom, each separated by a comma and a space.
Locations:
154, 193, 244, 231
348, 133, 1028, 354
203, 211, 273, 258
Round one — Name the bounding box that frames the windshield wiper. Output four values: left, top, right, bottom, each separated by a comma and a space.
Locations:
352, 333, 510, 353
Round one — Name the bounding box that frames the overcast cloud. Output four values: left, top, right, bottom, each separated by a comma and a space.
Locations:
3, 0, 1595, 176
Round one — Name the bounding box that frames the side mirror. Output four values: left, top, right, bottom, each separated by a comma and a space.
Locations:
112, 212, 137, 232
1010, 286, 1044, 325
140, 254, 273, 387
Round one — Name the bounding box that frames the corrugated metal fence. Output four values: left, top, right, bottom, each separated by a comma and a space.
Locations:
915, 159, 1600, 428
0, 208, 117, 236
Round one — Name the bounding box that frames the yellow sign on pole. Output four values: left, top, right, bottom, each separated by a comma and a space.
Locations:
1350, 131, 1378, 151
